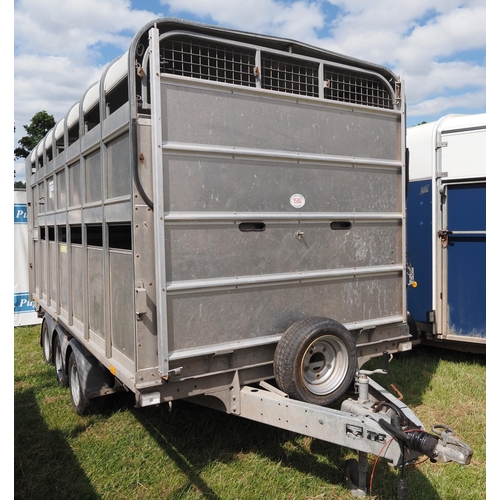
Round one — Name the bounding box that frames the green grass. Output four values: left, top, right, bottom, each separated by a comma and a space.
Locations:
14, 325, 486, 499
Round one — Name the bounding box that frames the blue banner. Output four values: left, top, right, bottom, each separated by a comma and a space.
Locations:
14, 203, 28, 224
14, 292, 36, 314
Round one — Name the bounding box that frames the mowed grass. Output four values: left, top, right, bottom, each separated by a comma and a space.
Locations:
14, 325, 486, 499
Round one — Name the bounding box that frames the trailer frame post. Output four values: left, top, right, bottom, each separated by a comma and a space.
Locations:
148, 25, 169, 377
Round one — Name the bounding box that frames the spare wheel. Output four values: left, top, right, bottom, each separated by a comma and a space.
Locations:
273, 317, 357, 406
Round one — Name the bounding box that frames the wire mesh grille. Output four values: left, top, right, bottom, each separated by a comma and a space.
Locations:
158, 36, 394, 109
324, 65, 393, 109
160, 36, 256, 87
260, 53, 319, 97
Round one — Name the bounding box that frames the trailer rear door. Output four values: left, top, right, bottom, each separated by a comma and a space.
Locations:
440, 181, 486, 339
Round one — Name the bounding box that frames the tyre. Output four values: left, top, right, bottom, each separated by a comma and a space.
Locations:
53, 334, 68, 387
41, 321, 53, 365
274, 317, 357, 406
407, 311, 419, 341
68, 351, 90, 416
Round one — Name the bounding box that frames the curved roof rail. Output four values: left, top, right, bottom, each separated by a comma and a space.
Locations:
54, 118, 65, 141
104, 51, 128, 94
67, 102, 80, 129
83, 81, 100, 114
44, 128, 54, 150
36, 140, 44, 158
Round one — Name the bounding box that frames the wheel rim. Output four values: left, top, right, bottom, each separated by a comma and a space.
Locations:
42, 325, 51, 361
54, 342, 63, 381
300, 334, 349, 396
69, 360, 81, 406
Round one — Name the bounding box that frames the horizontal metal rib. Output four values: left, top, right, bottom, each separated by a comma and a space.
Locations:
163, 212, 402, 223
168, 334, 280, 361
163, 141, 402, 169
167, 314, 405, 361
165, 264, 402, 294
449, 230, 486, 236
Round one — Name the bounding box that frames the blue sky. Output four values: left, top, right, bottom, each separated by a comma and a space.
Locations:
13, 0, 487, 182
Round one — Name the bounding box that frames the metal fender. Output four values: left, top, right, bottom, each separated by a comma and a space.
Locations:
68, 339, 115, 399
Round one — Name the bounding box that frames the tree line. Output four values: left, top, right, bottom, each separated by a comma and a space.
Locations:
15, 110, 55, 187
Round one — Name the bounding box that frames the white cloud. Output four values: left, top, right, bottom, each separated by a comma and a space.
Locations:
14, 0, 162, 125
161, 0, 325, 41
13, 0, 486, 183
319, 1, 485, 69
409, 90, 485, 119
404, 61, 486, 103
15, 55, 103, 120
15, 0, 160, 60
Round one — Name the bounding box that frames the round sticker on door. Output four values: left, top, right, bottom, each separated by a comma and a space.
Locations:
290, 194, 305, 209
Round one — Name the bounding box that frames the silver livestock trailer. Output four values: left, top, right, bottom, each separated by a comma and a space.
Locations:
26, 18, 472, 497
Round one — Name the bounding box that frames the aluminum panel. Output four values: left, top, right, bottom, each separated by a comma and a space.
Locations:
102, 104, 129, 139
56, 169, 67, 210
81, 126, 101, 154
166, 274, 402, 352
47, 177, 55, 212
41, 238, 47, 297
166, 221, 401, 281
68, 161, 82, 208
106, 133, 131, 199
104, 201, 132, 222
110, 250, 135, 360
88, 247, 105, 338
85, 149, 102, 203
66, 142, 80, 164
71, 244, 84, 324
49, 241, 57, 303
59, 241, 69, 316
162, 83, 400, 160
163, 156, 401, 214
55, 152, 66, 170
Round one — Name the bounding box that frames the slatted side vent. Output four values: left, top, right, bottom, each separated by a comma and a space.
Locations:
324, 65, 393, 109
159, 36, 393, 109
160, 36, 256, 87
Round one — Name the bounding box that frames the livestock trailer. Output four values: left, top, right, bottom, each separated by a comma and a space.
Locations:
26, 19, 472, 496
407, 114, 486, 353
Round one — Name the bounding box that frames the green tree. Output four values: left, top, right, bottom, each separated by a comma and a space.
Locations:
14, 111, 55, 159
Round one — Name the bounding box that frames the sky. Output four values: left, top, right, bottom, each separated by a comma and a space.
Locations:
12, 0, 487, 183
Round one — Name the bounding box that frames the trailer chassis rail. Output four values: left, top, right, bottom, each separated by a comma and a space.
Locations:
195, 374, 473, 497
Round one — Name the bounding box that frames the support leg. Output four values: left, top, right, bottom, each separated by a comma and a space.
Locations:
345, 451, 368, 497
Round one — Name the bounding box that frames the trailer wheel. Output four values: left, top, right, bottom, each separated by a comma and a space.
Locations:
274, 317, 356, 406
53, 335, 68, 387
68, 351, 90, 416
41, 321, 52, 365
407, 311, 419, 341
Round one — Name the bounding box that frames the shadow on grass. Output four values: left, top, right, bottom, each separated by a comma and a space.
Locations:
14, 388, 101, 500
15, 324, 484, 499
129, 346, 485, 499
130, 395, 440, 499
365, 344, 485, 407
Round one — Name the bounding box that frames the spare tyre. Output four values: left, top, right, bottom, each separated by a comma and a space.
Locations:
273, 317, 357, 406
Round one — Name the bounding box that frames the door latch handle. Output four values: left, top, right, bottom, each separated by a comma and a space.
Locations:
438, 229, 452, 248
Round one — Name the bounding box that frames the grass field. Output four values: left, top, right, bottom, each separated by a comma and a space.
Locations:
14, 325, 486, 499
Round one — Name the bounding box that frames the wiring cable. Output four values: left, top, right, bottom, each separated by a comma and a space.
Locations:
369, 428, 430, 497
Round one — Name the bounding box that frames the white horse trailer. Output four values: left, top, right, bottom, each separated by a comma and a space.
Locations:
26, 19, 472, 497
407, 114, 486, 353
